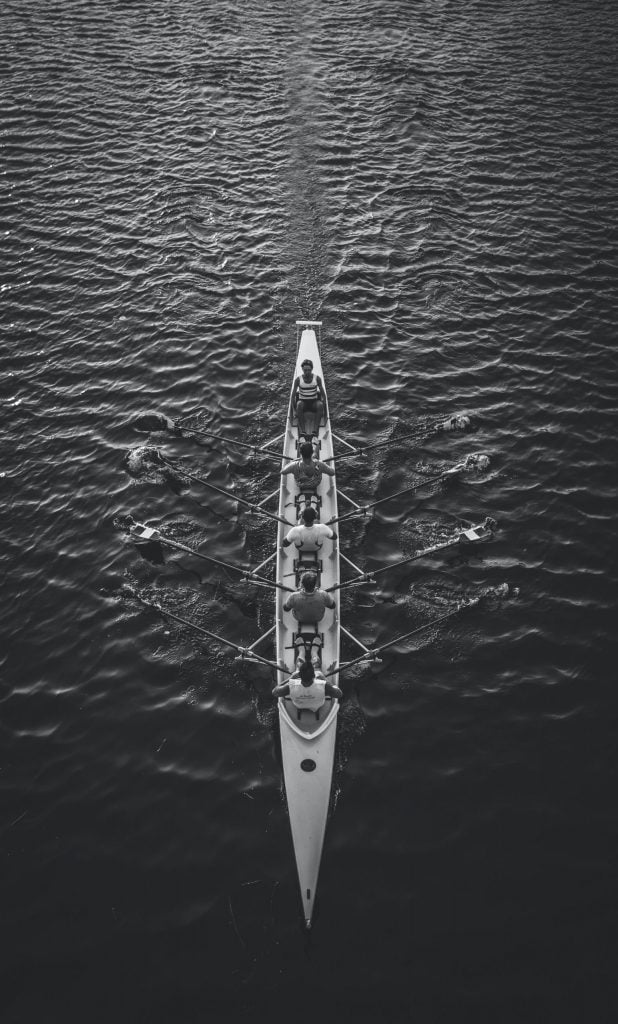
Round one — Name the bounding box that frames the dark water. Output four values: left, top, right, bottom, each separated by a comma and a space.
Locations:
3, 0, 618, 1020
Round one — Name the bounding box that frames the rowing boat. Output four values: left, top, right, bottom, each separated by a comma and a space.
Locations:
275, 320, 340, 929
124, 321, 503, 929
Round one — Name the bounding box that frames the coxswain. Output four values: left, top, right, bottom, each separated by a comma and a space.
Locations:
291, 358, 326, 440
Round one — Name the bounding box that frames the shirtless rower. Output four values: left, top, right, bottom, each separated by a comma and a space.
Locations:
291, 358, 327, 440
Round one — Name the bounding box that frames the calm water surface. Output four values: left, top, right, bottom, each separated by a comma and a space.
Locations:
3, 0, 618, 1020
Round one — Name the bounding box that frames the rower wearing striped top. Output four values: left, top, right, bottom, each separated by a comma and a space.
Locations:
292, 358, 326, 439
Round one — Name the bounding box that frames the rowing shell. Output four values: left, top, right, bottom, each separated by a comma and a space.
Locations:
275, 320, 340, 929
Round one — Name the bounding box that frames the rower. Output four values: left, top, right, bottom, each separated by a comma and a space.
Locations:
291, 358, 326, 440
282, 506, 337, 550
282, 571, 335, 625
272, 661, 342, 712
281, 441, 334, 508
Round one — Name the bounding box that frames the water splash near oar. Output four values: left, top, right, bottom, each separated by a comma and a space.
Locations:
132, 413, 178, 433
123, 446, 190, 494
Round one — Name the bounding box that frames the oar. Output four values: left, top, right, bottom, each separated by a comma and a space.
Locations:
324, 415, 471, 464
133, 593, 289, 671
328, 518, 497, 592
128, 518, 294, 592
133, 411, 282, 461
155, 453, 293, 528
328, 456, 478, 525
327, 585, 506, 676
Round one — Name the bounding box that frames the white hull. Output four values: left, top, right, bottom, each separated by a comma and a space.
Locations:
276, 322, 340, 928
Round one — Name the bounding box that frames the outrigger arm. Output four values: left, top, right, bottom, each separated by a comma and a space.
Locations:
335, 550, 377, 589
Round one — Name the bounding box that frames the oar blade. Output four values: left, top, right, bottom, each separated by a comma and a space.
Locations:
130, 525, 166, 565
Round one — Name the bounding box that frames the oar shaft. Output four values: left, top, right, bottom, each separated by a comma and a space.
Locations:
159, 456, 291, 527
368, 535, 462, 579
131, 522, 292, 590
330, 541, 452, 590
330, 465, 464, 524
137, 598, 281, 669
366, 466, 462, 510
372, 598, 481, 656
176, 422, 281, 460
324, 417, 463, 464
141, 529, 245, 575
330, 596, 482, 675
330, 529, 474, 589
353, 426, 434, 456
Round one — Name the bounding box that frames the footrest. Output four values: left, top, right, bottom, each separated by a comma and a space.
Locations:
295, 437, 322, 455
294, 552, 322, 572
285, 628, 323, 652
295, 493, 322, 518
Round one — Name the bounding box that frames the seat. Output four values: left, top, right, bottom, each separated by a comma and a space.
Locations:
286, 626, 323, 657
295, 435, 322, 454
293, 547, 322, 578
295, 491, 322, 518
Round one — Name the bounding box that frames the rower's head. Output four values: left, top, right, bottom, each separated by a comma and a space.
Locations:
301, 572, 317, 592
301, 359, 313, 376
301, 506, 317, 525
299, 662, 315, 686
300, 441, 314, 459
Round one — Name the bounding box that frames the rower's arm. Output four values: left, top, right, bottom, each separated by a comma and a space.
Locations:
325, 682, 343, 699
282, 527, 296, 548
316, 375, 326, 402
272, 682, 290, 697
291, 377, 300, 408
280, 461, 296, 476
317, 460, 335, 477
